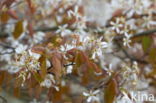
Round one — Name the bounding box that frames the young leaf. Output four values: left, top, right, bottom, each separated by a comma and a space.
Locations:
51, 52, 64, 81
104, 79, 118, 103
27, 22, 34, 36
148, 48, 156, 64
39, 55, 47, 78
1, 0, 15, 7
142, 36, 152, 53
26, 0, 36, 14
14, 87, 20, 97
0, 71, 5, 87
33, 72, 43, 83
13, 20, 23, 39
7, 9, 18, 19
0, 12, 9, 23
31, 45, 45, 55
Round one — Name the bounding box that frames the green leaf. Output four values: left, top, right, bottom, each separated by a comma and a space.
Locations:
142, 36, 152, 53
13, 20, 23, 39
104, 79, 118, 103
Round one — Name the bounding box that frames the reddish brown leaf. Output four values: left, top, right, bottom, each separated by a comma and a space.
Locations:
89, 62, 103, 74
1, 0, 15, 7
14, 87, 20, 97
104, 79, 118, 103
74, 50, 103, 74
7, 9, 18, 19
67, 48, 78, 56
39, 55, 47, 78
27, 22, 34, 36
26, 0, 36, 14
51, 53, 63, 81
0, 71, 5, 87
49, 52, 64, 82
31, 45, 45, 55
112, 9, 123, 17
0, 12, 9, 23
33, 71, 43, 83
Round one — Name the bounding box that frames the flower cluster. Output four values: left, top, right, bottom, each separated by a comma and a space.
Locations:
0, 0, 155, 103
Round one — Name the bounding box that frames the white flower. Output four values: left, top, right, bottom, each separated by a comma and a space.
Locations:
92, 48, 103, 59
56, 24, 71, 36
132, 61, 139, 73
33, 32, 45, 43
104, 64, 113, 76
120, 25, 130, 35
18, 70, 28, 85
40, 74, 56, 88
15, 44, 27, 54
40, 79, 52, 88
83, 90, 100, 102
123, 33, 132, 48
46, 60, 51, 68
97, 38, 108, 48
126, 19, 137, 30
8, 66, 21, 74
68, 6, 81, 20
116, 91, 133, 103
30, 98, 41, 103
45, 0, 54, 5
125, 0, 150, 18
28, 50, 41, 60
104, 38, 114, 53
60, 44, 75, 52
142, 16, 156, 28
91, 37, 108, 59
66, 65, 73, 74
110, 18, 123, 33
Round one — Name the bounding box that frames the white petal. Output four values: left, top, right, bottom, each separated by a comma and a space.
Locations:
15, 45, 27, 54
63, 24, 68, 28
93, 90, 100, 95
92, 96, 99, 101
28, 50, 41, 60
83, 92, 89, 96
101, 42, 108, 48
87, 97, 92, 102
116, 28, 120, 33
92, 52, 96, 59
110, 21, 115, 25
74, 6, 79, 13
67, 65, 73, 74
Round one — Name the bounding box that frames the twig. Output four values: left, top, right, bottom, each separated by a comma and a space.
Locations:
115, 39, 148, 64
0, 51, 14, 55
0, 96, 7, 103
0, 43, 15, 49
0, 26, 105, 38
0, 43, 15, 55
114, 28, 156, 40
64, 62, 75, 67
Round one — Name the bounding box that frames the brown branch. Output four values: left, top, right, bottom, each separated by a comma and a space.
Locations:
0, 43, 15, 49
0, 51, 14, 55
0, 96, 7, 103
114, 28, 156, 40
114, 39, 148, 64
0, 43, 15, 55
63, 62, 75, 67
0, 26, 104, 38
1, 26, 156, 39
